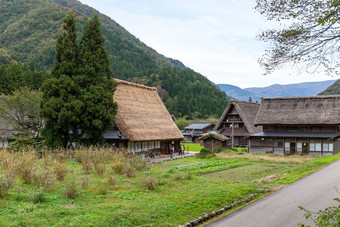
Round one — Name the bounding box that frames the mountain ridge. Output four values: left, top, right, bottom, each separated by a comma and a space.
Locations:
0, 0, 228, 119
218, 80, 337, 102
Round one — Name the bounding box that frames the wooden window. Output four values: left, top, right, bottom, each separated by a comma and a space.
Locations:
315, 143, 322, 152
155, 141, 160, 149
274, 140, 283, 147
297, 143, 302, 152
285, 142, 290, 150
310, 143, 315, 151
323, 143, 334, 152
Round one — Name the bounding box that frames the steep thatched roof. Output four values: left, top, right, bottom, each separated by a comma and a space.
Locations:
113, 79, 183, 142
215, 100, 262, 134
199, 133, 229, 141
254, 95, 340, 126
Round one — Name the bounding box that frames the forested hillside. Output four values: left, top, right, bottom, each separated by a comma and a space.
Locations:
0, 0, 228, 119
319, 79, 340, 95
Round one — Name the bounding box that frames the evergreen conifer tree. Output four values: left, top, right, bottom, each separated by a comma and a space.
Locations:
40, 12, 83, 148
78, 14, 117, 145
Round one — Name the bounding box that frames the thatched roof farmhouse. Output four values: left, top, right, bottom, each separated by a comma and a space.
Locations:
105, 79, 183, 154
255, 96, 340, 126
249, 96, 340, 155
214, 100, 262, 147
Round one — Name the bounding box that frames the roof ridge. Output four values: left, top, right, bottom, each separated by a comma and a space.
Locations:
114, 79, 157, 91
261, 95, 340, 100
230, 100, 260, 105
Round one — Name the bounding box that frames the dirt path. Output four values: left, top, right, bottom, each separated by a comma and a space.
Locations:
206, 159, 340, 227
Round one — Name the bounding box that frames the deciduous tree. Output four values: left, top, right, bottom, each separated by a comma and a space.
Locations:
256, 0, 340, 75
0, 88, 43, 138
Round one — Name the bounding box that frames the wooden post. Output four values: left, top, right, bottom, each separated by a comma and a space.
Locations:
231, 122, 234, 149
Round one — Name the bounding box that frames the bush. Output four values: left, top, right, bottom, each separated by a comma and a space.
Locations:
32, 191, 46, 203
80, 176, 89, 189
65, 182, 78, 199
129, 156, 149, 171
33, 167, 55, 189
142, 177, 159, 190
298, 198, 340, 226
82, 161, 92, 175
111, 160, 126, 175
124, 167, 135, 178
54, 162, 68, 181
0, 174, 15, 198
196, 148, 216, 158
94, 163, 106, 176
217, 147, 225, 153
107, 176, 116, 186
15, 152, 37, 184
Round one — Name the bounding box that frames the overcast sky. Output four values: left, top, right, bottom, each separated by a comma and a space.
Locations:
79, 0, 337, 88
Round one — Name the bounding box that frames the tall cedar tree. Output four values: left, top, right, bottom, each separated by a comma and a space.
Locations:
78, 14, 117, 145
40, 12, 83, 148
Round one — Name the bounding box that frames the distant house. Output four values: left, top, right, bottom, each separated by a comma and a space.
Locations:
182, 122, 215, 143
214, 100, 262, 147
249, 96, 340, 155
199, 133, 229, 152
105, 79, 184, 154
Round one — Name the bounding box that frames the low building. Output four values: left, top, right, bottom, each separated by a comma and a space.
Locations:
182, 122, 215, 143
107, 79, 184, 154
199, 133, 229, 152
249, 96, 340, 155
214, 100, 262, 147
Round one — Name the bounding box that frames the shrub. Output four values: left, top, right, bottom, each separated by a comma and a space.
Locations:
65, 182, 78, 199
94, 163, 106, 176
94, 187, 107, 195
80, 176, 89, 189
0, 174, 15, 198
241, 148, 248, 153
124, 167, 135, 178
111, 161, 126, 175
54, 162, 68, 181
142, 177, 159, 190
129, 156, 149, 171
196, 148, 216, 158
15, 152, 37, 184
82, 161, 92, 175
174, 172, 192, 181
298, 198, 340, 226
0, 150, 16, 174
217, 147, 225, 153
107, 176, 116, 186
32, 191, 46, 203
33, 168, 55, 189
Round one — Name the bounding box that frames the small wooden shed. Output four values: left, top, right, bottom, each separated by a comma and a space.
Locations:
199, 133, 229, 153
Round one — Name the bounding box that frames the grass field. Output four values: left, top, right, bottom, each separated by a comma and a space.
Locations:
181, 142, 204, 152
0, 148, 339, 226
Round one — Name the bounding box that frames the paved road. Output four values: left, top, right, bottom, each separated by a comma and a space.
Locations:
206, 159, 340, 227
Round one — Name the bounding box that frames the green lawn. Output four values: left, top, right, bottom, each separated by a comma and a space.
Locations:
181, 142, 204, 152
0, 149, 339, 226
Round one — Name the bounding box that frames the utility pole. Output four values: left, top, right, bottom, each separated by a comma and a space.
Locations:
231, 122, 234, 149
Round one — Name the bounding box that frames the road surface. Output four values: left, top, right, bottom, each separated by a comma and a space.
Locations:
206, 159, 340, 227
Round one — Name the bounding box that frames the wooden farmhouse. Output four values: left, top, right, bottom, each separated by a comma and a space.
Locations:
199, 133, 229, 152
214, 100, 262, 147
182, 122, 215, 143
104, 79, 184, 154
249, 96, 340, 155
